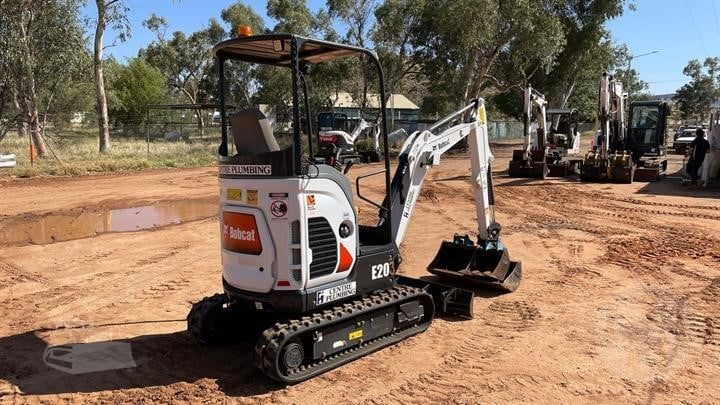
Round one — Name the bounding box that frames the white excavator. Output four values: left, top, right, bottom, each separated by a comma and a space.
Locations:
188, 31, 521, 383
509, 85, 549, 178
509, 85, 582, 178
317, 115, 383, 165
580, 72, 634, 183
546, 108, 582, 176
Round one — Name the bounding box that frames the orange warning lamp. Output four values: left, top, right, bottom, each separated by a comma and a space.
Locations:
237, 25, 253, 37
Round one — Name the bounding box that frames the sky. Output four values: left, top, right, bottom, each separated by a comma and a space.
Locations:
85, 0, 720, 96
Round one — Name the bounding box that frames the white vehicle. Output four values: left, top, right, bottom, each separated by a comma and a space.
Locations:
188, 32, 521, 384
317, 114, 383, 164
508, 85, 550, 178
673, 128, 703, 155
580, 72, 633, 183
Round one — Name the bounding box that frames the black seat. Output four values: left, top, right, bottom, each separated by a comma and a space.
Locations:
230, 109, 280, 155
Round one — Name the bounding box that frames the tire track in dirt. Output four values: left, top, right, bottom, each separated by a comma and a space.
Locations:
370, 300, 544, 404
0, 259, 48, 289
608, 196, 720, 212
494, 180, 720, 402
0, 241, 202, 331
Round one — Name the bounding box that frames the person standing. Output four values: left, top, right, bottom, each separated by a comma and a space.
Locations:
686, 128, 710, 186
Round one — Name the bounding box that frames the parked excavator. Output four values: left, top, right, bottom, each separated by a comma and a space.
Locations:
626, 100, 671, 181
580, 72, 634, 183
188, 31, 522, 384
546, 108, 582, 176
508, 85, 581, 178
317, 113, 383, 165
509, 85, 549, 178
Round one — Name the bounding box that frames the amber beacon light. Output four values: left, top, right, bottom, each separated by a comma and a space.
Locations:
237, 25, 253, 37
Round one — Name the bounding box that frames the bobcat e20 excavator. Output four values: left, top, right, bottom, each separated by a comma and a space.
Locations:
580, 72, 634, 183
509, 85, 549, 178
187, 32, 522, 383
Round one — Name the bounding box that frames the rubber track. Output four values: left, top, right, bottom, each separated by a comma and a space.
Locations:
187, 293, 227, 345
254, 285, 434, 384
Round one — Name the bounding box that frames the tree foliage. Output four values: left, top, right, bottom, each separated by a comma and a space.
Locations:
1, 0, 641, 150
111, 59, 167, 126
674, 58, 720, 121
0, 0, 86, 154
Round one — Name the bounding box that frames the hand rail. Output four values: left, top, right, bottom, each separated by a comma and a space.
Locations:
355, 169, 389, 212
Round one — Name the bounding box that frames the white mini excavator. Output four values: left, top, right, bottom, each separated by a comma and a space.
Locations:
546, 108, 582, 176
317, 114, 383, 165
580, 72, 633, 183
509, 85, 549, 178
187, 32, 521, 384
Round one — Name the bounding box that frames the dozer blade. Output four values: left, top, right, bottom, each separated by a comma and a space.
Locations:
508, 150, 547, 179
427, 238, 522, 293
395, 276, 475, 319
508, 161, 547, 178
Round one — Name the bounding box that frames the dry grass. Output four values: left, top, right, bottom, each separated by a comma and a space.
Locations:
0, 129, 218, 178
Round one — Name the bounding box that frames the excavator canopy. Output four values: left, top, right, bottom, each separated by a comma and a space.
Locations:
212, 34, 378, 66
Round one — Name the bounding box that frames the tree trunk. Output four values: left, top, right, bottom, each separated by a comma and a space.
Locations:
196, 108, 204, 138
94, 0, 111, 153
12, 85, 27, 138
17, 7, 47, 157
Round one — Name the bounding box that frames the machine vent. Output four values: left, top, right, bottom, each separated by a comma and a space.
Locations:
308, 217, 337, 279
291, 220, 301, 244
292, 269, 302, 282
292, 248, 301, 265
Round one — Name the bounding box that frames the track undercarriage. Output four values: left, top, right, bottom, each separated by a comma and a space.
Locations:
188, 278, 477, 383
633, 156, 667, 182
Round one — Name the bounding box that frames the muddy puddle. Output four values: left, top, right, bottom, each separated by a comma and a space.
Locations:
0, 199, 217, 246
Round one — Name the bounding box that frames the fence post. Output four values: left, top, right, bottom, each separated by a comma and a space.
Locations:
146, 109, 150, 157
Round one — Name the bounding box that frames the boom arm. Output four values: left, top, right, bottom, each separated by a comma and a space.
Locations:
598, 72, 627, 159
386, 99, 499, 248
522, 85, 548, 160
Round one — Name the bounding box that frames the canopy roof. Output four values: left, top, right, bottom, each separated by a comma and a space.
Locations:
212, 34, 375, 66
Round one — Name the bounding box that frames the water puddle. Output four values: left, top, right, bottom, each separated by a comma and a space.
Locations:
0, 199, 217, 246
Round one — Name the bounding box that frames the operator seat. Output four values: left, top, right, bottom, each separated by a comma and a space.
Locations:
230, 109, 280, 155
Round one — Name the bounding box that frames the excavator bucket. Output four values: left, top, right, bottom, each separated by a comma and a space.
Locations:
427, 236, 522, 293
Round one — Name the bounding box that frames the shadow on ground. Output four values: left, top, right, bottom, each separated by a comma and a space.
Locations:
636, 167, 720, 198
0, 324, 280, 397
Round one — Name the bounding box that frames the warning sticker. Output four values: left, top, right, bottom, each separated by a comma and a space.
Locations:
306, 194, 316, 210
348, 330, 363, 340
226, 188, 242, 201
270, 200, 288, 218
247, 190, 258, 205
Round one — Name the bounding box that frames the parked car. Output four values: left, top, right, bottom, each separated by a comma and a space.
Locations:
674, 125, 699, 141
673, 128, 705, 154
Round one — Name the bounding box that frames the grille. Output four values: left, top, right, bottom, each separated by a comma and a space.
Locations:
308, 217, 337, 279
291, 220, 301, 244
